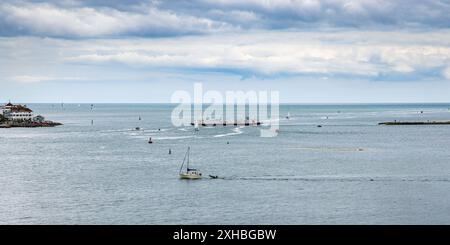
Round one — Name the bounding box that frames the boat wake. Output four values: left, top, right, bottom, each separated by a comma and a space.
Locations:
213, 127, 243, 138
153, 135, 194, 140
213, 175, 450, 182
287, 146, 368, 152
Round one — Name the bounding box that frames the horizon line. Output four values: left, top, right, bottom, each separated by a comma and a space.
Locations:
5, 102, 450, 105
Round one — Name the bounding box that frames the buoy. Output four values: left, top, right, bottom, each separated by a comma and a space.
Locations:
148, 137, 153, 144
169, 149, 171, 154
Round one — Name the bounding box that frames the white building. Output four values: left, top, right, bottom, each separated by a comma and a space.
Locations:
2, 102, 34, 121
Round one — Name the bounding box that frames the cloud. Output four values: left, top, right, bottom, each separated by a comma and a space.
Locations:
10, 75, 82, 83
0, 1, 234, 37
443, 66, 450, 80
198, 0, 450, 29
1, 1, 450, 38
63, 30, 450, 80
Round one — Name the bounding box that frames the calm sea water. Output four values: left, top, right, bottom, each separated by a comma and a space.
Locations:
1, 103, 450, 224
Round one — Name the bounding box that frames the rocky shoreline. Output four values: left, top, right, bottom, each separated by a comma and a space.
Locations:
0, 121, 63, 128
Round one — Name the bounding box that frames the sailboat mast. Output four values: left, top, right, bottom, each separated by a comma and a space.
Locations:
179, 147, 188, 174
187, 147, 190, 170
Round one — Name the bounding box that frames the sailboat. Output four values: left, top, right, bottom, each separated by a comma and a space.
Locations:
194, 121, 200, 131
179, 147, 202, 179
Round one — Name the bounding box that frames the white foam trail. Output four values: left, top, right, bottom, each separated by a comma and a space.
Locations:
154, 135, 193, 140
100, 128, 134, 133
213, 127, 243, 138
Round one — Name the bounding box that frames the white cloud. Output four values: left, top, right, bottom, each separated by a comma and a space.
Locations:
0, 2, 234, 37
10, 75, 82, 83
63, 30, 450, 79
2, 30, 450, 82
443, 66, 450, 80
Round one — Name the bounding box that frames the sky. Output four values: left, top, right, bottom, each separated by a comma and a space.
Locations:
1, 0, 450, 103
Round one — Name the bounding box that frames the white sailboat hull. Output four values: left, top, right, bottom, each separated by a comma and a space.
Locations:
179, 173, 202, 179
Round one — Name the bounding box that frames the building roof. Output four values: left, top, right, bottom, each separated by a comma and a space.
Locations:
5, 102, 13, 106
10, 105, 33, 113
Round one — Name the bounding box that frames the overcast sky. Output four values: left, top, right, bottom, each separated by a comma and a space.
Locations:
1, 0, 450, 103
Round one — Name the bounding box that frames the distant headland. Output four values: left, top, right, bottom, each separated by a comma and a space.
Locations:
0, 102, 62, 128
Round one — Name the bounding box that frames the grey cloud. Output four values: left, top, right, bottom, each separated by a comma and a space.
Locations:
1, 0, 450, 38
0, 0, 235, 38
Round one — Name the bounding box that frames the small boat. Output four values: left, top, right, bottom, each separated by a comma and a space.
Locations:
209, 175, 218, 179
179, 147, 202, 179
194, 121, 199, 131
286, 112, 290, 119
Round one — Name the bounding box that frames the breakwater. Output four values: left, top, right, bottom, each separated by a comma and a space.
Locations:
379, 121, 450, 125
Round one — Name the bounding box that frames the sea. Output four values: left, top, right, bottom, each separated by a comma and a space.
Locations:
1, 103, 450, 224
